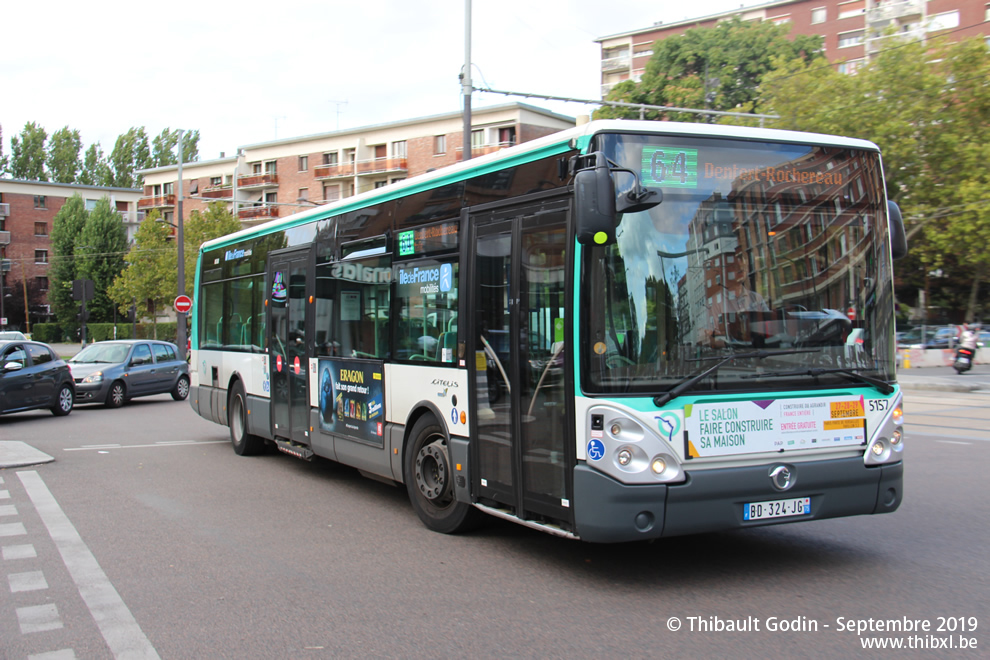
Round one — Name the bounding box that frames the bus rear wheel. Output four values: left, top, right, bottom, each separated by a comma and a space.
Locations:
229, 381, 265, 456
404, 415, 481, 534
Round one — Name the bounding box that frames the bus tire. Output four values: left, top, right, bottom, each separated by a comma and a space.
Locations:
229, 381, 265, 456
404, 415, 482, 534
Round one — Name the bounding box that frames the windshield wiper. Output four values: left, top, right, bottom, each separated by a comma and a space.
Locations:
741, 367, 894, 395
653, 348, 821, 407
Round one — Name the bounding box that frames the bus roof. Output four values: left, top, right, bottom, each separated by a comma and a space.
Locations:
199, 119, 881, 254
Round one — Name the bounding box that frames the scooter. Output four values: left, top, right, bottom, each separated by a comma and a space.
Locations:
953, 346, 975, 374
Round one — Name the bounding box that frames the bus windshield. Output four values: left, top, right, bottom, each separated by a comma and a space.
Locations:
583, 132, 896, 395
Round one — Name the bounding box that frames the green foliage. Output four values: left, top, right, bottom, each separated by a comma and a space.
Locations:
49, 195, 89, 326
79, 143, 114, 186
46, 127, 82, 183
182, 202, 241, 289
8, 121, 48, 180
31, 322, 177, 345
109, 127, 151, 188
108, 210, 173, 321
150, 129, 201, 167
76, 198, 128, 323
596, 18, 824, 122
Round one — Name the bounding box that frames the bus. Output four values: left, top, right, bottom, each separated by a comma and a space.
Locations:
190, 119, 908, 543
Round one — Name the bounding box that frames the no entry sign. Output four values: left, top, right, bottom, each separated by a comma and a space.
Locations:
174, 295, 193, 314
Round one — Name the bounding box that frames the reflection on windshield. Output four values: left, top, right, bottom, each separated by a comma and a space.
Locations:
71, 343, 130, 364
584, 134, 896, 395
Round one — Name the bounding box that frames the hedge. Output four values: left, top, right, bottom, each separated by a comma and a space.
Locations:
31, 322, 179, 344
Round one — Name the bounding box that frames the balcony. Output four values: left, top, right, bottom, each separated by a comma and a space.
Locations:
238, 204, 280, 221
867, 0, 923, 25
237, 173, 279, 190
119, 210, 146, 224
356, 157, 408, 176
201, 186, 233, 199
314, 162, 355, 180
0, 202, 9, 217
455, 142, 515, 161
0, 231, 9, 245
137, 194, 176, 209
601, 56, 631, 73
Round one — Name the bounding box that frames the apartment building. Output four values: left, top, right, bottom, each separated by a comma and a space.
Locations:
597, 0, 988, 95
0, 180, 142, 327
137, 103, 576, 229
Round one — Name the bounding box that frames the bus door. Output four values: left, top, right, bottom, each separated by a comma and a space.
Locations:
269, 248, 312, 445
469, 199, 572, 525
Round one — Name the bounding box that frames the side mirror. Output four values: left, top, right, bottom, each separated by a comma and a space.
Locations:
4, 361, 23, 372
887, 200, 908, 260
574, 153, 617, 245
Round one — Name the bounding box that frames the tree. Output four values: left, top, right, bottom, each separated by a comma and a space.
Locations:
108, 210, 173, 331
8, 122, 49, 181
49, 195, 89, 326
79, 143, 114, 187
0, 123, 7, 173
151, 128, 201, 167
46, 126, 83, 184
76, 198, 127, 323
596, 18, 824, 122
180, 201, 241, 289
109, 127, 151, 188
756, 36, 990, 321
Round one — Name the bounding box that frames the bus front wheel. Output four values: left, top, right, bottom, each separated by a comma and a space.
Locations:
404, 415, 481, 534
229, 381, 265, 456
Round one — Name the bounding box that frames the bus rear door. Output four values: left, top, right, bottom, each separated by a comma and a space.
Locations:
269, 248, 312, 445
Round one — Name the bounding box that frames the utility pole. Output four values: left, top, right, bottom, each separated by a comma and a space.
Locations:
176, 129, 187, 360
461, 0, 472, 162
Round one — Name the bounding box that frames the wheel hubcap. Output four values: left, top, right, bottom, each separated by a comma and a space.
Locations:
60, 388, 72, 411
415, 439, 451, 504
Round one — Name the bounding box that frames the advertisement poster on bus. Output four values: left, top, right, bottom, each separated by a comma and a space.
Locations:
318, 358, 385, 446
684, 395, 868, 458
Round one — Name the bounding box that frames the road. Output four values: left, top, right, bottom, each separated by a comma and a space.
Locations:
0, 389, 986, 659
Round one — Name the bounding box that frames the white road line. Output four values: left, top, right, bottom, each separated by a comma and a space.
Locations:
17, 603, 62, 634
2, 543, 37, 560
0, 504, 17, 516
0, 522, 27, 537
29, 650, 78, 660
63, 440, 227, 452
9, 570, 48, 592
17, 470, 161, 660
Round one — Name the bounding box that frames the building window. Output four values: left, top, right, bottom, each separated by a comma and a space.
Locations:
498, 127, 517, 146
323, 185, 340, 202
392, 141, 407, 159
35, 250, 48, 264
837, 30, 864, 48
298, 188, 309, 202
770, 14, 791, 25
471, 129, 484, 149
265, 161, 277, 174
264, 192, 277, 205
34, 222, 48, 236
837, 1, 864, 19
85, 198, 98, 211
838, 58, 865, 74
323, 152, 338, 166
251, 162, 262, 174
36, 276, 48, 291
928, 11, 960, 32
210, 176, 223, 187
189, 180, 199, 194
33, 195, 46, 209
434, 135, 446, 155
374, 181, 388, 189
299, 155, 309, 171
811, 7, 826, 24
164, 182, 174, 195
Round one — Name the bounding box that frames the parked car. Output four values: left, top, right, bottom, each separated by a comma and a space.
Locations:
67, 340, 190, 408
0, 331, 29, 341
0, 339, 74, 416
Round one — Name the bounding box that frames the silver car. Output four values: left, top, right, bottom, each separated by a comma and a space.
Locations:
68, 340, 190, 408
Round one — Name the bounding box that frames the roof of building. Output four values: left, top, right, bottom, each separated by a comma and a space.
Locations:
595, 0, 796, 42
0, 178, 141, 194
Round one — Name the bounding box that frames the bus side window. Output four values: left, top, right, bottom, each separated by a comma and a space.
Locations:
395, 259, 458, 363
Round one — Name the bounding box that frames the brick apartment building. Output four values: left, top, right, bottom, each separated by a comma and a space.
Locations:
0, 181, 142, 328
137, 103, 576, 230
596, 0, 988, 95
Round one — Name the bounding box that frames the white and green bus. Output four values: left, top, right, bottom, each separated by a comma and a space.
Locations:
190, 119, 907, 542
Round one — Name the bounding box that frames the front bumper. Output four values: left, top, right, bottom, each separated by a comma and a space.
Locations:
573, 457, 902, 543
72, 380, 111, 403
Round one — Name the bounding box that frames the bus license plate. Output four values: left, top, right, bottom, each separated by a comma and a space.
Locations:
743, 497, 811, 521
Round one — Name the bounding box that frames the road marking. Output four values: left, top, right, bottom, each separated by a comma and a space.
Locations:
0, 504, 17, 516
9, 570, 49, 592
0, 522, 27, 537
64, 440, 227, 452
29, 650, 78, 660
0, 489, 10, 499
17, 470, 161, 659
17, 603, 63, 634
2, 543, 37, 560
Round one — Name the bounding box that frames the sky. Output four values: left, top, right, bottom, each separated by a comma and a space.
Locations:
3, 0, 763, 163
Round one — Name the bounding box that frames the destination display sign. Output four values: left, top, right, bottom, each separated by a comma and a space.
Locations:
397, 220, 459, 257
684, 395, 867, 458
639, 145, 844, 191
